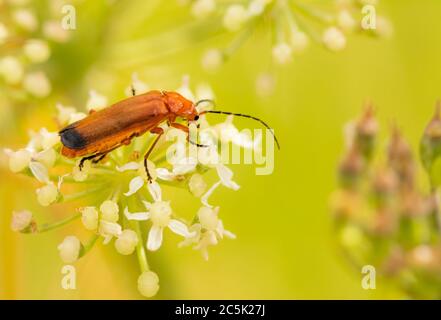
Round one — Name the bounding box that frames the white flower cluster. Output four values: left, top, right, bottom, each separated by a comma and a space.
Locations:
194, 0, 391, 73
6, 75, 259, 298
0, 0, 70, 98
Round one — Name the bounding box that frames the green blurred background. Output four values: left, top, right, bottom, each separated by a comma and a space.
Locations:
1, 0, 441, 299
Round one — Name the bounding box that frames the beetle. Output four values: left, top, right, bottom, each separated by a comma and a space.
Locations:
59, 89, 279, 182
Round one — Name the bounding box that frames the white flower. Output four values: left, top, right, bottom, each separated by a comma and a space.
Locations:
290, 30, 309, 53
58, 236, 81, 263
23, 72, 52, 98
191, 0, 216, 19
99, 220, 122, 244
255, 72, 276, 97
43, 20, 69, 42
180, 206, 235, 260
323, 27, 346, 51
115, 229, 138, 255
86, 90, 108, 112
23, 39, 51, 63
36, 182, 58, 206
13, 9, 38, 31
188, 173, 207, 197
337, 10, 356, 32
0, 56, 24, 84
118, 160, 157, 196
201, 164, 240, 207
80, 207, 99, 230
100, 200, 119, 222
248, 0, 270, 17
223, 4, 249, 32
213, 115, 261, 149
138, 271, 159, 297
56, 103, 77, 125
11, 210, 33, 232
272, 42, 293, 64
0, 23, 9, 45
124, 182, 194, 251
124, 73, 149, 97
201, 49, 223, 72
68, 111, 87, 124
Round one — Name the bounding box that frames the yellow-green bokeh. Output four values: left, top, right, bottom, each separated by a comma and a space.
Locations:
1, 0, 441, 299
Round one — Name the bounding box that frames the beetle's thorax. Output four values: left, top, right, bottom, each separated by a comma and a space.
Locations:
163, 91, 197, 120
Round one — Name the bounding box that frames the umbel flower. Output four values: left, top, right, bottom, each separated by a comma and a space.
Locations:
188, 0, 392, 72
6, 75, 259, 298
330, 104, 441, 299
0, 0, 71, 100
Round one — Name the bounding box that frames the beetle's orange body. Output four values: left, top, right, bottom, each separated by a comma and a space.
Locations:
60, 90, 197, 158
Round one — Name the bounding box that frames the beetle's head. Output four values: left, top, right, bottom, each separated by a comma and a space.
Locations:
163, 91, 198, 120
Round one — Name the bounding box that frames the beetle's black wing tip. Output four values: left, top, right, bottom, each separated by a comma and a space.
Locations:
59, 127, 88, 149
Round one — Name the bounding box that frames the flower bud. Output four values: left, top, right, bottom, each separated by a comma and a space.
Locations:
201, 49, 223, 72
223, 4, 248, 31
188, 173, 207, 197
0, 56, 24, 84
115, 229, 138, 255
8, 149, 31, 173
337, 10, 356, 32
198, 206, 219, 230
150, 201, 172, 227
290, 30, 309, 53
191, 0, 216, 19
323, 27, 346, 51
137, 271, 160, 297
23, 72, 52, 98
86, 90, 107, 112
100, 200, 119, 222
13, 9, 38, 31
11, 210, 33, 232
36, 183, 58, 206
80, 207, 99, 230
272, 42, 293, 65
58, 236, 81, 263
24, 39, 51, 63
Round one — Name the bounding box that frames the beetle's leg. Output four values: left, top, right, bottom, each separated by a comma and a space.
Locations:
144, 127, 164, 183
79, 154, 100, 170
169, 122, 209, 148
91, 153, 107, 164
131, 85, 136, 97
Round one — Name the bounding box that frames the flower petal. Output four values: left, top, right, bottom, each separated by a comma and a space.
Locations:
216, 164, 240, 190
29, 160, 49, 183
156, 168, 175, 181
142, 200, 152, 210
124, 176, 144, 196
147, 181, 162, 202
168, 219, 194, 237
201, 181, 221, 208
147, 225, 163, 251
172, 157, 197, 175
124, 207, 150, 221
116, 162, 140, 172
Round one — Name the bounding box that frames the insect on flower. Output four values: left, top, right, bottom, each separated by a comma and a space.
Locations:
59, 89, 280, 181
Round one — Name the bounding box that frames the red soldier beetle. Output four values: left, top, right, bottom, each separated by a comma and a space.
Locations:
59, 89, 280, 182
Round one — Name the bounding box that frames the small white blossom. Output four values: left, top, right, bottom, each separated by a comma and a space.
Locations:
58, 236, 81, 263
137, 271, 160, 298
23, 71, 52, 97
191, 0, 216, 19
13, 9, 38, 31
86, 90, 108, 112
115, 229, 138, 255
23, 39, 51, 63
0, 56, 24, 84
272, 42, 293, 64
100, 200, 119, 222
56, 103, 77, 125
323, 27, 346, 51
99, 220, 122, 244
201, 49, 223, 72
43, 20, 69, 42
337, 10, 356, 32
124, 182, 194, 251
7, 149, 32, 173
80, 207, 99, 230
36, 182, 58, 206
188, 173, 207, 197
290, 30, 309, 53
11, 210, 33, 232
223, 4, 249, 32
0, 23, 9, 45
124, 73, 149, 97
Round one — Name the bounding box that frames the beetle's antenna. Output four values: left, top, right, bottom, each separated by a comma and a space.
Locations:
199, 110, 280, 150
195, 99, 216, 110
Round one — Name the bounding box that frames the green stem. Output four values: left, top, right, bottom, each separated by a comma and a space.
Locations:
29, 212, 81, 234
132, 221, 149, 272
62, 186, 106, 202
290, 1, 334, 24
